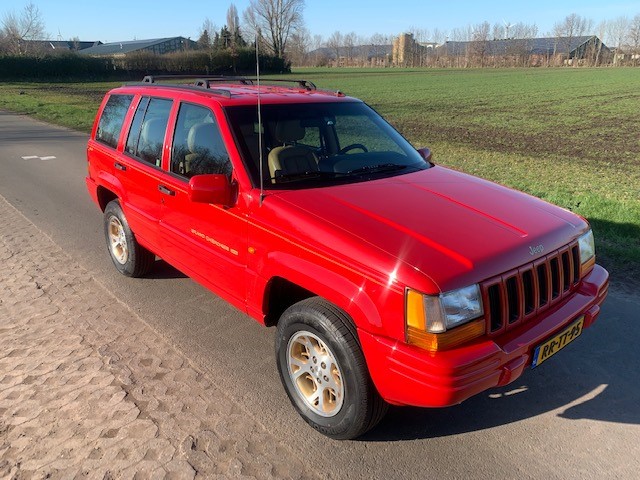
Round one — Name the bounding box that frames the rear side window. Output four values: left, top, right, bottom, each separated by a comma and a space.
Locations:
125, 97, 173, 167
96, 94, 133, 149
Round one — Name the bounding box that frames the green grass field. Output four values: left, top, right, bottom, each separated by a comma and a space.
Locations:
1, 68, 638, 286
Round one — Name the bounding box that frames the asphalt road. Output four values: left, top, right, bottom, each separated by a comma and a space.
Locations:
1, 110, 639, 479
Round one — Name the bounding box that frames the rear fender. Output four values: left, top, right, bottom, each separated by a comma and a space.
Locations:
96, 171, 126, 210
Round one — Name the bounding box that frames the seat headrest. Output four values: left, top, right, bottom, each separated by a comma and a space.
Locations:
275, 120, 305, 143
187, 123, 224, 154
140, 118, 165, 144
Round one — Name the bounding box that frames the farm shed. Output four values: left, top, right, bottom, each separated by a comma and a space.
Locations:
437, 36, 609, 64
79, 37, 197, 57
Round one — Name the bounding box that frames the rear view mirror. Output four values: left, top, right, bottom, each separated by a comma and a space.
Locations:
188, 174, 237, 207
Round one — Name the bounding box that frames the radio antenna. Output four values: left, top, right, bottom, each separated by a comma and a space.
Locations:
256, 30, 265, 206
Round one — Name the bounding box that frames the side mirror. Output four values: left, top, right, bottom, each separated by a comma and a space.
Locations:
417, 147, 433, 163
188, 174, 237, 207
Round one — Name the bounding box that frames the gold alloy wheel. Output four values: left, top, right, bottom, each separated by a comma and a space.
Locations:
286, 331, 344, 417
108, 216, 128, 265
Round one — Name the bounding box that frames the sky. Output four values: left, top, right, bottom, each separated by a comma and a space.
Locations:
14, 0, 640, 44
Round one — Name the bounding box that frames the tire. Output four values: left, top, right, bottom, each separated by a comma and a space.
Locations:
275, 297, 388, 440
103, 200, 155, 277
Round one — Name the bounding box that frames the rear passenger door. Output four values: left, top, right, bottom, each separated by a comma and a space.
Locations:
157, 102, 248, 307
116, 96, 173, 253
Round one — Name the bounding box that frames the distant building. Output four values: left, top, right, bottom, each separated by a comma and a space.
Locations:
79, 37, 197, 57
392, 33, 437, 66
13, 40, 101, 54
438, 36, 609, 61
391, 33, 610, 67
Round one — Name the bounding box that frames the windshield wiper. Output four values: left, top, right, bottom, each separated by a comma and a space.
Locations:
346, 163, 408, 175
271, 170, 340, 183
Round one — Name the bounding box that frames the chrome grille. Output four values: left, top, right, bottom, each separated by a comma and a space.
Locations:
482, 242, 581, 335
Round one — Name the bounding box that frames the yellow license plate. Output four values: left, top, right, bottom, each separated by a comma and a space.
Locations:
531, 316, 584, 368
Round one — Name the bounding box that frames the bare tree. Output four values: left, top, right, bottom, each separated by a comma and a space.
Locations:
370, 32, 390, 66
629, 14, 640, 66
343, 31, 356, 65
447, 27, 472, 67
306, 33, 324, 66
470, 21, 491, 66
607, 15, 630, 65
594, 20, 608, 66
511, 22, 538, 39
509, 22, 537, 66
326, 30, 343, 66
198, 18, 216, 50
430, 28, 446, 65
286, 25, 310, 66
409, 27, 431, 66
311, 34, 323, 50
553, 13, 593, 63
243, 0, 305, 59
1, 2, 46, 55
69, 35, 81, 51
492, 23, 505, 41
227, 4, 240, 39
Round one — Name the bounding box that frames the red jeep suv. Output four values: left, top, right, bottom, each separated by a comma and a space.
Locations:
86, 76, 609, 439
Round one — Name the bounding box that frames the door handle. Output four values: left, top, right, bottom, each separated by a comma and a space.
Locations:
114, 162, 127, 171
158, 184, 175, 196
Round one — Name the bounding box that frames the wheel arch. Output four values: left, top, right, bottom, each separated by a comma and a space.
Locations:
259, 252, 383, 335
94, 171, 126, 212
97, 185, 119, 212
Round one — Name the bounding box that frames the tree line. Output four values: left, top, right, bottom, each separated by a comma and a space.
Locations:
2, 1, 640, 70
0, 2, 291, 78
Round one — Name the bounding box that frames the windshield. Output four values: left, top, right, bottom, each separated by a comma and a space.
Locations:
225, 101, 430, 189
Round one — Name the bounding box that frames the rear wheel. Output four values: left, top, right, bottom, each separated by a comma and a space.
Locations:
275, 297, 387, 439
104, 200, 155, 277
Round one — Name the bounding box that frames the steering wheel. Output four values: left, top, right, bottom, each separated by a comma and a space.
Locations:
338, 143, 368, 154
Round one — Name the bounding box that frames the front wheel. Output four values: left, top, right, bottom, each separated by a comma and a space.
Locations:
103, 200, 155, 277
275, 298, 387, 439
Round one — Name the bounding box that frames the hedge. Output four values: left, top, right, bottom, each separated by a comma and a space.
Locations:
0, 49, 290, 80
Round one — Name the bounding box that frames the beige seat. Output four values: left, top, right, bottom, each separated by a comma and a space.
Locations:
183, 123, 230, 176
138, 117, 166, 166
268, 120, 318, 181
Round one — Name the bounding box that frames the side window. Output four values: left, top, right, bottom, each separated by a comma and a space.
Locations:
125, 97, 172, 167
170, 103, 232, 178
125, 97, 150, 156
96, 94, 133, 149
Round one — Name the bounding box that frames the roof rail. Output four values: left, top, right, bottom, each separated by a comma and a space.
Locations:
237, 78, 317, 91
141, 75, 317, 92
137, 75, 232, 98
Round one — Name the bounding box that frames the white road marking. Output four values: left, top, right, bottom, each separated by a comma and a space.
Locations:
21, 155, 57, 161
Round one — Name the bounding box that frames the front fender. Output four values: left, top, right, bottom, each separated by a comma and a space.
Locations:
252, 251, 388, 336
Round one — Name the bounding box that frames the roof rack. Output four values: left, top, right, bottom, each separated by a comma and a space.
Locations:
140, 75, 317, 92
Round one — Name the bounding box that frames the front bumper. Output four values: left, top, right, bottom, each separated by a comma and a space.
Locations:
359, 264, 609, 407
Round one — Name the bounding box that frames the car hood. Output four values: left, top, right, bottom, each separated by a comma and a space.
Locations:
266, 166, 588, 292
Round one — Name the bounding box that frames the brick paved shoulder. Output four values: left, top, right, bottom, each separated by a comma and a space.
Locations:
0, 194, 318, 480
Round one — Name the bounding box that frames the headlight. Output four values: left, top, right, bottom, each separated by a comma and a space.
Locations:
577, 229, 596, 275
438, 285, 484, 331
406, 285, 485, 351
